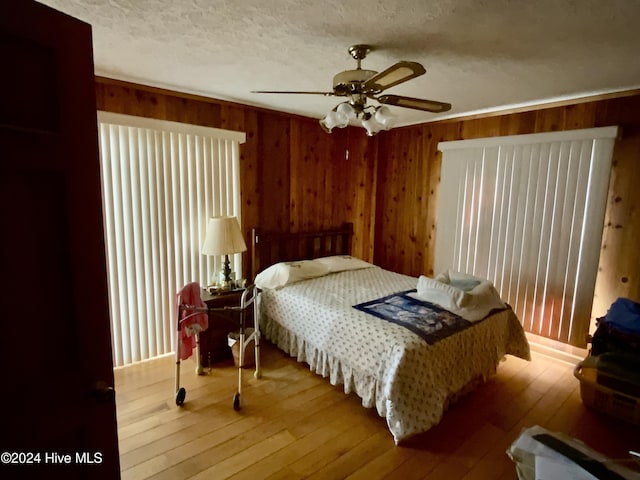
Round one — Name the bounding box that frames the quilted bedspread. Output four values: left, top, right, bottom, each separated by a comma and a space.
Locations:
259, 266, 531, 444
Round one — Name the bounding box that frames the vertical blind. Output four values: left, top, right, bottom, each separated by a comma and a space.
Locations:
436, 127, 617, 347
97, 112, 246, 367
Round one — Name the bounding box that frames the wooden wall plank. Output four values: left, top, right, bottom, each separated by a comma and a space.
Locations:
239, 110, 259, 275
336, 129, 378, 261
421, 124, 446, 277
590, 96, 640, 322
256, 113, 291, 233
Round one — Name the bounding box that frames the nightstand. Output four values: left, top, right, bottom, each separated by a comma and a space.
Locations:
199, 289, 251, 368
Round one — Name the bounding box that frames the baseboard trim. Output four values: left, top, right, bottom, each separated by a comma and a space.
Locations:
525, 332, 588, 366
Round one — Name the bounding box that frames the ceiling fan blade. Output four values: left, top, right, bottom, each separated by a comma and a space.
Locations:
252, 90, 337, 96
363, 61, 426, 93
377, 94, 451, 113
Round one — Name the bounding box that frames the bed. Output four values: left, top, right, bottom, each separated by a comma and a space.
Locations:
251, 223, 531, 444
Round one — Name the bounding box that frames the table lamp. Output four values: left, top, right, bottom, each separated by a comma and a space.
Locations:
201, 216, 247, 289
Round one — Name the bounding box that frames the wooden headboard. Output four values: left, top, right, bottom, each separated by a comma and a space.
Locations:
251, 223, 353, 280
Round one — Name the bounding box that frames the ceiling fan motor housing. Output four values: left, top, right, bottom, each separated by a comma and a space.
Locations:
332, 69, 377, 96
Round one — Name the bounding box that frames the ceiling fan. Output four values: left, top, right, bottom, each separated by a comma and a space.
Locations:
253, 44, 451, 135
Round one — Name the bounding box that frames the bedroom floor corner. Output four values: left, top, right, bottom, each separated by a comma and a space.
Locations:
113, 342, 640, 480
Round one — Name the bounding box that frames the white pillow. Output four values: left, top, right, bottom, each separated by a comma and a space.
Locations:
314, 255, 373, 273
255, 260, 329, 290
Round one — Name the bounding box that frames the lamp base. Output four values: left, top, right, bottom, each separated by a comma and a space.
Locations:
218, 254, 234, 291
222, 254, 232, 282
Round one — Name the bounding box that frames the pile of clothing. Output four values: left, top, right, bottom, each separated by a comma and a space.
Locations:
592, 297, 640, 358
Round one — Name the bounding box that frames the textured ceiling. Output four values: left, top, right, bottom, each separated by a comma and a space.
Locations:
39, 0, 640, 127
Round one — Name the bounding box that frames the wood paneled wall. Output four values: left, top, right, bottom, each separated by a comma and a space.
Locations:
95, 77, 378, 278
95, 76, 640, 337
374, 92, 640, 326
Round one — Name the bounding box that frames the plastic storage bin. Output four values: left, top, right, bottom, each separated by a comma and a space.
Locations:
574, 354, 640, 425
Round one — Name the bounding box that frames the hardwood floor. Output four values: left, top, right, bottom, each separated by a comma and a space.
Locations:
114, 342, 640, 480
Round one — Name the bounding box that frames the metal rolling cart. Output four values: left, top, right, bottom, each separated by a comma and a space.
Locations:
174, 284, 260, 410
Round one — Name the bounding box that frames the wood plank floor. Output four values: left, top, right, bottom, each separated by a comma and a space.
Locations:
114, 342, 640, 480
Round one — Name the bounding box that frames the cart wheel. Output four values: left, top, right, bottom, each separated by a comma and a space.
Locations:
176, 387, 186, 406
233, 392, 241, 411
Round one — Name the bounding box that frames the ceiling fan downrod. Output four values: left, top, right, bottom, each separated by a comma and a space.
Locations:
348, 44, 371, 69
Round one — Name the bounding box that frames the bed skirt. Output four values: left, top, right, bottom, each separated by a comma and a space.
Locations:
261, 310, 527, 444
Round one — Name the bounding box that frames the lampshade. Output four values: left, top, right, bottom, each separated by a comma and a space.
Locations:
336, 102, 357, 120
319, 107, 350, 133
201, 216, 247, 256
374, 106, 395, 130
361, 116, 382, 136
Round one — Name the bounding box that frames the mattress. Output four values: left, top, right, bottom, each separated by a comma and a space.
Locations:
259, 265, 531, 443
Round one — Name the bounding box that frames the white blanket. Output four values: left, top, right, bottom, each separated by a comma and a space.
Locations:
413, 270, 507, 321
259, 266, 531, 443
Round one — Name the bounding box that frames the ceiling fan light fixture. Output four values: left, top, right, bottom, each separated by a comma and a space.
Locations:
322, 102, 392, 136
319, 117, 333, 133
361, 113, 383, 137
336, 102, 357, 120
332, 108, 350, 128
320, 105, 351, 132
319, 113, 339, 133
374, 106, 395, 130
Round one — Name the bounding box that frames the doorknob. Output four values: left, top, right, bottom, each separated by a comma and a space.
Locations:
92, 380, 115, 403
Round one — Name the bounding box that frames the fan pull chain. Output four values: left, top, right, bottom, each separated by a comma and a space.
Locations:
345, 125, 350, 160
